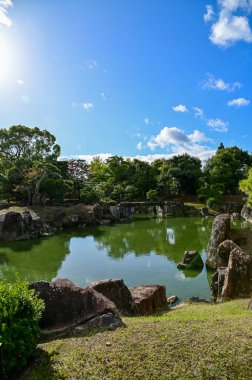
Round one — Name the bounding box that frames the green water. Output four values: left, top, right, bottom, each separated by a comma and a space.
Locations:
0, 217, 215, 300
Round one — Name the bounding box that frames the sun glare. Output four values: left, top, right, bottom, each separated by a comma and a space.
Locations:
0, 35, 17, 81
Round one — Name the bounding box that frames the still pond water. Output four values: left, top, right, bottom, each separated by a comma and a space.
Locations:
0, 217, 217, 300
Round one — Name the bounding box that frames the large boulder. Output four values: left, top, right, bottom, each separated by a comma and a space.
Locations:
207, 214, 230, 268
177, 250, 204, 270
216, 240, 238, 267
29, 278, 121, 333
129, 284, 169, 316
211, 243, 252, 301
0, 208, 47, 241
90, 279, 137, 315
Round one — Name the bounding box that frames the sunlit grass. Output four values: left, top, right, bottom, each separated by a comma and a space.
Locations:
19, 299, 252, 380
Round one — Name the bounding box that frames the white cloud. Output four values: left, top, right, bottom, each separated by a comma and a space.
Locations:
227, 97, 250, 106
204, 5, 214, 22
208, 0, 252, 47
60, 148, 216, 164
146, 126, 209, 151
201, 73, 241, 91
0, 0, 13, 27
193, 107, 204, 119
17, 79, 24, 85
144, 118, 150, 125
172, 104, 188, 113
83, 102, 94, 110
101, 92, 106, 101
207, 118, 229, 132
136, 142, 142, 150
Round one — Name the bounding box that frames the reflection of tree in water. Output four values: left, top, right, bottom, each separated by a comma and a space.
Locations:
93, 217, 213, 264
0, 233, 71, 283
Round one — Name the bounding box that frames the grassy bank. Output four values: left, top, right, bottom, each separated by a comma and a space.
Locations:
19, 299, 252, 380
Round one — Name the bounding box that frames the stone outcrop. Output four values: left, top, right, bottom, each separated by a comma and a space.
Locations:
0, 208, 49, 241
248, 299, 252, 310
177, 250, 204, 270
241, 205, 252, 222
211, 242, 252, 301
129, 284, 169, 316
29, 278, 121, 333
90, 279, 137, 315
207, 214, 230, 268
216, 240, 238, 267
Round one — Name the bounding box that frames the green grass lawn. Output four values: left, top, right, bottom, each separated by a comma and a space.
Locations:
19, 300, 252, 380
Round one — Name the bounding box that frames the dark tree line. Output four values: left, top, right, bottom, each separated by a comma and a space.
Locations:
1, 125, 252, 205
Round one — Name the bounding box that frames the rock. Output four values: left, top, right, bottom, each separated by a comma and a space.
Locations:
231, 212, 240, 220
167, 295, 178, 305
248, 299, 252, 310
29, 278, 118, 332
0, 208, 47, 241
84, 313, 123, 331
200, 207, 209, 217
129, 284, 169, 316
211, 245, 252, 301
217, 240, 239, 267
177, 250, 204, 270
90, 279, 137, 315
188, 296, 211, 303
241, 205, 252, 222
206, 214, 230, 268
211, 267, 227, 301
221, 247, 252, 300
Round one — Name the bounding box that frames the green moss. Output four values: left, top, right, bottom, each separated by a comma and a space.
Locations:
19, 300, 252, 380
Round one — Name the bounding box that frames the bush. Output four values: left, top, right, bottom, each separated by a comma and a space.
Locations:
0, 279, 44, 379
206, 197, 217, 208
146, 189, 158, 202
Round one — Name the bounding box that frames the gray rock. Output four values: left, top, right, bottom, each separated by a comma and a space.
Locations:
211, 244, 252, 301
206, 214, 230, 268
0, 208, 46, 241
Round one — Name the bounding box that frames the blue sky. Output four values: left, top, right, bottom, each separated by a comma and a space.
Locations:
0, 0, 252, 162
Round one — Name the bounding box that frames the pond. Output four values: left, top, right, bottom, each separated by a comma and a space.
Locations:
0, 216, 215, 300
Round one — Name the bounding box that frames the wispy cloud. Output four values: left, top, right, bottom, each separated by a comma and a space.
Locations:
204, 5, 214, 23
0, 0, 13, 27
83, 102, 94, 111
144, 118, 150, 125
207, 0, 252, 47
146, 126, 209, 151
227, 97, 250, 107
201, 73, 241, 91
172, 104, 188, 113
193, 107, 204, 119
101, 92, 106, 101
136, 142, 142, 150
207, 118, 228, 132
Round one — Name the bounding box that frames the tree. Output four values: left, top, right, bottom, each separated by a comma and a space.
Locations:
239, 168, 252, 207
200, 145, 252, 199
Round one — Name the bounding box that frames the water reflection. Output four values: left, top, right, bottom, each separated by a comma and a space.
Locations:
0, 217, 215, 299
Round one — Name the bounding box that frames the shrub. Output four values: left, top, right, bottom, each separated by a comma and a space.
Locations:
0, 279, 44, 379
206, 197, 217, 208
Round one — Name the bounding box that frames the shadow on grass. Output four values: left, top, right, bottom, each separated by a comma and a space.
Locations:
14, 347, 60, 380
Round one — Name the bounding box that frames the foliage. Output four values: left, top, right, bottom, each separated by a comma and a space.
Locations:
206, 197, 217, 208
239, 167, 252, 207
200, 145, 252, 198
0, 279, 44, 379
146, 189, 158, 201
